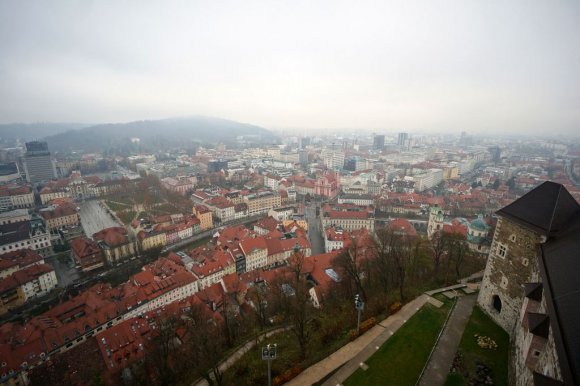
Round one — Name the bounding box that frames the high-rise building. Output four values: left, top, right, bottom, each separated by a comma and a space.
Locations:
373, 134, 385, 150
488, 146, 501, 163
22, 141, 56, 184
298, 149, 308, 166
207, 159, 228, 173
397, 132, 409, 147
321, 149, 345, 171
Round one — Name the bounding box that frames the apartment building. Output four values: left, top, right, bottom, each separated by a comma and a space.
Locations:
243, 191, 281, 216
320, 203, 375, 232
0, 184, 34, 211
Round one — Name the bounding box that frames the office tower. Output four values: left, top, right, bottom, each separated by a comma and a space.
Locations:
373, 134, 385, 150
22, 141, 56, 184
397, 132, 409, 146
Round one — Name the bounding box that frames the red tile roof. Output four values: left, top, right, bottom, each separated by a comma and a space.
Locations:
239, 236, 268, 255
70, 237, 101, 258
0, 249, 43, 272
93, 227, 130, 247
254, 216, 280, 232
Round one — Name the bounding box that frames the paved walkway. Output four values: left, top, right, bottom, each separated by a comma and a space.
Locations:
418, 294, 477, 386
425, 284, 466, 296
286, 294, 432, 386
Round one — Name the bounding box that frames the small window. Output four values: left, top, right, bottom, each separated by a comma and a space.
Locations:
501, 276, 509, 289
497, 243, 508, 258
522, 258, 529, 267
492, 295, 502, 313
510, 234, 517, 242
533, 350, 541, 358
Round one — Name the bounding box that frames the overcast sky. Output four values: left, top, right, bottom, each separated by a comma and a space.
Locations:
1, 1, 579, 135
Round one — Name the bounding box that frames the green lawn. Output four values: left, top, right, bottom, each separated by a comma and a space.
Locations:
344, 301, 450, 386
105, 200, 132, 212
116, 210, 136, 225
443, 306, 509, 386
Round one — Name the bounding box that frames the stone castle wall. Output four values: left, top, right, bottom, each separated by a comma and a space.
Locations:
513, 293, 563, 385
477, 217, 543, 335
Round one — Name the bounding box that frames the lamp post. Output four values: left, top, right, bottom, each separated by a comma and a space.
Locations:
262, 343, 277, 386
355, 294, 365, 335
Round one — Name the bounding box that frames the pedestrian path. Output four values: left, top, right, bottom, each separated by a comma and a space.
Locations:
286, 294, 432, 386
418, 294, 477, 386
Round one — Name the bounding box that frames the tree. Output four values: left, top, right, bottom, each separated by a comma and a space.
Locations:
145, 316, 182, 386
186, 304, 228, 386
333, 237, 369, 302
373, 227, 394, 296
273, 251, 315, 360
390, 233, 414, 301
248, 281, 270, 331
429, 231, 446, 279
492, 179, 501, 190
445, 233, 469, 281
373, 227, 415, 301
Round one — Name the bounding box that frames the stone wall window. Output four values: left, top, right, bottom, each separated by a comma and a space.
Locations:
497, 243, 508, 258
492, 295, 502, 313
501, 275, 509, 289
509, 234, 517, 242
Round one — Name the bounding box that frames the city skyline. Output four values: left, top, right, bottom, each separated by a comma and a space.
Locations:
1, 1, 579, 135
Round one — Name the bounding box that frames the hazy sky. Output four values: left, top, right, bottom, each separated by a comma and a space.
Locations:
1, 1, 579, 135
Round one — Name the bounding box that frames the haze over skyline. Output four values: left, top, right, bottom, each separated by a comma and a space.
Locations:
1, 1, 579, 135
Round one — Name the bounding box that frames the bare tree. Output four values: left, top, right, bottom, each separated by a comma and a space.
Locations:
374, 227, 414, 301
186, 304, 228, 386
333, 237, 368, 302
445, 233, 469, 280
373, 227, 394, 295
430, 231, 446, 279
146, 316, 182, 386
273, 252, 315, 360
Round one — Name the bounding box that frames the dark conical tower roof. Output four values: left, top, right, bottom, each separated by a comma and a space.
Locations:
496, 181, 580, 236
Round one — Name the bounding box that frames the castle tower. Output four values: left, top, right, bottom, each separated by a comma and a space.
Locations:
427, 205, 445, 239
477, 181, 580, 385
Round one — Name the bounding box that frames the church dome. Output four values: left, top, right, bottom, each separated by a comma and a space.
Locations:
470, 215, 489, 231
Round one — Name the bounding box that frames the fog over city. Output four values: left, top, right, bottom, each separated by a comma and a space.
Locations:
1, 0, 579, 135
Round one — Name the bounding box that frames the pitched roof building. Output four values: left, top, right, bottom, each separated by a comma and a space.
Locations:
478, 181, 580, 386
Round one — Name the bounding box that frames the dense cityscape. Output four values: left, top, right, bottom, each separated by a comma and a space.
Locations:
0, 130, 579, 385
2, 1, 580, 386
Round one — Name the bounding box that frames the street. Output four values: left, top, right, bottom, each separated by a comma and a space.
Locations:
45, 253, 80, 287
305, 202, 325, 255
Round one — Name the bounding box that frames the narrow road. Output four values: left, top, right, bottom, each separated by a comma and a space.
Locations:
305, 202, 325, 254
418, 294, 477, 386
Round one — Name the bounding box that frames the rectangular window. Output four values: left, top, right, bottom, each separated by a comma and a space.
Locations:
498, 243, 508, 258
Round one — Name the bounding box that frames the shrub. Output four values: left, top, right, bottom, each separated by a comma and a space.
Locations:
273, 366, 301, 385
348, 317, 377, 340
389, 301, 402, 314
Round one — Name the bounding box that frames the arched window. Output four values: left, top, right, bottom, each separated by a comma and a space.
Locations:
492, 295, 502, 313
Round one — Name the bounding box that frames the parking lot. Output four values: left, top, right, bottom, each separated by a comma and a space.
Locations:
79, 200, 122, 237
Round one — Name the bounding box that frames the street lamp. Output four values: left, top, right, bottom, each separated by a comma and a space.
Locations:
355, 294, 365, 335
262, 343, 277, 386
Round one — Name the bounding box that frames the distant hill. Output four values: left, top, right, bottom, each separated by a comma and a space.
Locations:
0, 122, 89, 142
43, 116, 278, 153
